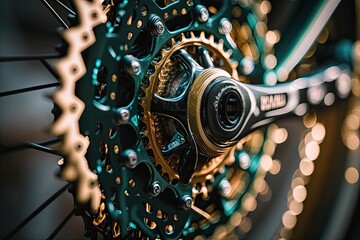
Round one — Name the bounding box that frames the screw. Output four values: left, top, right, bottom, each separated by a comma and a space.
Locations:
238, 152, 251, 170
181, 195, 193, 211
196, 5, 209, 22
149, 14, 165, 36
219, 18, 232, 34
150, 181, 161, 196
123, 55, 141, 75
124, 149, 138, 168
240, 57, 255, 75
219, 179, 232, 198
116, 108, 130, 124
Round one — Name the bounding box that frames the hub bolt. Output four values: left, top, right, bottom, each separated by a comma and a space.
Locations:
181, 195, 193, 211
238, 152, 251, 170
116, 108, 130, 124
124, 149, 138, 168
149, 14, 165, 36
219, 18, 232, 34
219, 179, 232, 198
123, 55, 141, 75
196, 5, 209, 22
240, 57, 255, 75
150, 181, 161, 197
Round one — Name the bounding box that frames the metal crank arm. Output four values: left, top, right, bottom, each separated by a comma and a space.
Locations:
188, 65, 352, 156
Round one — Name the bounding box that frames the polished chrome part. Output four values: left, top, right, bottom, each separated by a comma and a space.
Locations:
219, 18, 232, 35
123, 55, 141, 75
219, 179, 232, 198
238, 152, 251, 170
240, 57, 255, 75
116, 108, 130, 124
149, 181, 161, 196
181, 195, 193, 211
124, 149, 138, 168
149, 14, 165, 36
196, 5, 209, 23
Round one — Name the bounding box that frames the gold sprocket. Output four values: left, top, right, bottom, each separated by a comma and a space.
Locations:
140, 31, 241, 186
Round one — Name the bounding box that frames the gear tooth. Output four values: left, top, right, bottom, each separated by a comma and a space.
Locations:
201, 185, 208, 199
218, 39, 224, 50
52, 115, 69, 135
199, 31, 205, 39
171, 38, 176, 46
161, 48, 167, 56
209, 34, 215, 42
231, 61, 239, 79
180, 33, 186, 41
231, 61, 238, 69
226, 49, 233, 58
190, 31, 195, 38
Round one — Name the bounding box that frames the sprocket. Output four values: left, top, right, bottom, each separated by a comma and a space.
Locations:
52, 0, 281, 239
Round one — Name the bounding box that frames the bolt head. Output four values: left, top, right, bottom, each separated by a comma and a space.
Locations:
154, 21, 165, 35
239, 152, 251, 170
123, 55, 141, 75
130, 59, 141, 75
127, 151, 138, 166
116, 108, 130, 124
219, 18, 232, 34
197, 5, 209, 22
124, 149, 138, 168
181, 195, 192, 210
150, 15, 165, 36
240, 57, 255, 75
150, 181, 161, 196
219, 179, 232, 197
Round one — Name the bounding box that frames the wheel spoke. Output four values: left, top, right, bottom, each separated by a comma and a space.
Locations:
41, 59, 59, 80
0, 54, 61, 62
55, 0, 76, 16
46, 209, 75, 240
41, 0, 69, 29
3, 183, 71, 240
0, 82, 59, 97
0, 137, 62, 155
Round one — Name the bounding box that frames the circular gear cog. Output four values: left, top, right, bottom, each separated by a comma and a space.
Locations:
52, 0, 280, 239
140, 31, 239, 183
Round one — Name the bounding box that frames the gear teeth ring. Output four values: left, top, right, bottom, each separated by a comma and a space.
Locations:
52, 0, 106, 212
139, 31, 239, 186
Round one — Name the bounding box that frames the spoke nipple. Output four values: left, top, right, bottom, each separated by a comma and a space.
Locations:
115, 108, 130, 124
122, 55, 141, 75
196, 5, 209, 22
219, 18, 232, 35
237, 152, 251, 170
181, 195, 193, 211
219, 179, 232, 198
124, 149, 138, 168
149, 181, 161, 196
149, 14, 165, 36
240, 57, 255, 75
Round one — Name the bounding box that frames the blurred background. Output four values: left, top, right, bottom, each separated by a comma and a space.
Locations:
0, 0, 359, 239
